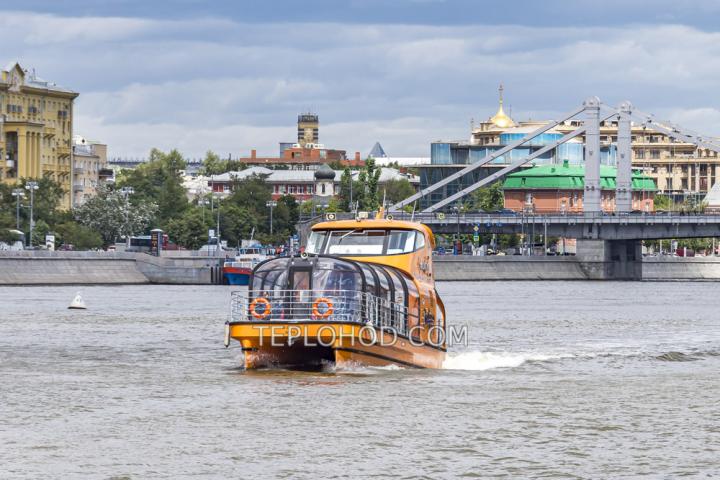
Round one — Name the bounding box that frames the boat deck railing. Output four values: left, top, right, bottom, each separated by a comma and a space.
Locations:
230, 289, 408, 337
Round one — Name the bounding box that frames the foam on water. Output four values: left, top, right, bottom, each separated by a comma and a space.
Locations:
442, 351, 571, 371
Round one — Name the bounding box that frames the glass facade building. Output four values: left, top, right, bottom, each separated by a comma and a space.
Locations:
419, 132, 618, 210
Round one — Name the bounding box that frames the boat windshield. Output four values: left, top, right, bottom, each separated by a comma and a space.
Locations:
307, 229, 421, 256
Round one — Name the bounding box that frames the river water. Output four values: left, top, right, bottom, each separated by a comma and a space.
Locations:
1, 282, 719, 479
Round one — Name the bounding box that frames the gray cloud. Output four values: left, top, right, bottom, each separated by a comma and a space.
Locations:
3, 11, 719, 158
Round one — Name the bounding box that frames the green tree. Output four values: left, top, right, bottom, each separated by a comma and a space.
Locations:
381, 178, 415, 205
226, 175, 272, 224
277, 194, 299, 231
74, 185, 158, 245
365, 157, 381, 210
654, 194, 672, 211
200, 150, 224, 176
165, 208, 212, 250
337, 168, 353, 211
54, 221, 103, 250
117, 148, 188, 225
469, 181, 504, 212
220, 204, 261, 247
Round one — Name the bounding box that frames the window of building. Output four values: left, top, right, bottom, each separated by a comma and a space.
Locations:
636, 150, 645, 159
650, 150, 660, 159
321, 183, 326, 194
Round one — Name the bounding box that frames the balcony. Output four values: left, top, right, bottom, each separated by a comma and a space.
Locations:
73, 183, 84, 192
57, 145, 71, 157
44, 127, 56, 138
73, 166, 84, 174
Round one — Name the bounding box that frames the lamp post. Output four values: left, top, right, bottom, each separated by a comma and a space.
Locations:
215, 195, 220, 252
266, 200, 277, 236
120, 186, 134, 248
452, 204, 461, 255
25, 181, 39, 248
198, 198, 210, 222
11, 188, 24, 231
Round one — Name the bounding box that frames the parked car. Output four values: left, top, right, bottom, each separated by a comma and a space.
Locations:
492, 208, 518, 216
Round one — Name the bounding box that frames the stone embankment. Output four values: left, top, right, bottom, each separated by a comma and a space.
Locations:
0, 251, 223, 285
2, 251, 720, 285
433, 255, 720, 281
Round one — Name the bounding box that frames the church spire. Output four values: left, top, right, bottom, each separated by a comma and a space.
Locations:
490, 82, 515, 128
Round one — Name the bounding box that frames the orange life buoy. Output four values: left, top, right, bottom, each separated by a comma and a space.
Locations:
249, 297, 271, 319
312, 297, 334, 318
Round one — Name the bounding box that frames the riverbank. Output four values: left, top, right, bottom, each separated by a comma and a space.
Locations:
433, 255, 720, 281
3, 251, 720, 284
0, 251, 222, 285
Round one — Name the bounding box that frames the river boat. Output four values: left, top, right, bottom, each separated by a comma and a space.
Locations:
223, 247, 273, 285
224, 212, 447, 369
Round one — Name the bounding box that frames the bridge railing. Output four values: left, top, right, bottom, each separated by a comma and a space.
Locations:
389, 211, 720, 225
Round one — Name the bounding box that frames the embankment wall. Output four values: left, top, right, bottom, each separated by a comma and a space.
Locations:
0, 251, 222, 285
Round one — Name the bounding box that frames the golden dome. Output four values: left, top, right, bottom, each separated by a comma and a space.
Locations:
489, 83, 515, 128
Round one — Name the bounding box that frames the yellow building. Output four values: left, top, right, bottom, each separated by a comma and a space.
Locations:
0, 62, 79, 209
72, 135, 113, 205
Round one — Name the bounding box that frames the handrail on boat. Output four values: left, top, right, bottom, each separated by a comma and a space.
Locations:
230, 289, 409, 337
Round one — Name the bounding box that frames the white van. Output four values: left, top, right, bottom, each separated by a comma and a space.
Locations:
0, 230, 25, 251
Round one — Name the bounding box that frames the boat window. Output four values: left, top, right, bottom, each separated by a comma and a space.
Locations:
387, 230, 416, 254
374, 265, 392, 303
252, 258, 289, 290
406, 279, 420, 322
359, 263, 378, 297
306, 231, 326, 254
387, 269, 407, 309
415, 232, 426, 250
325, 230, 386, 255
316, 229, 422, 256
256, 267, 283, 290
312, 258, 362, 293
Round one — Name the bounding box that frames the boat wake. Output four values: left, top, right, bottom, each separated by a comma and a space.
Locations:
442, 346, 720, 371
442, 351, 571, 371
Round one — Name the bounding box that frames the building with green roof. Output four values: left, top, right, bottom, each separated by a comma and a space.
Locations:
502, 160, 657, 213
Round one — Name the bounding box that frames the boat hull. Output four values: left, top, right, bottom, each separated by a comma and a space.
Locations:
223, 267, 252, 285
228, 322, 445, 369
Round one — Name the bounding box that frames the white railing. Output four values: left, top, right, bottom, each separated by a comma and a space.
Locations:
230, 289, 408, 336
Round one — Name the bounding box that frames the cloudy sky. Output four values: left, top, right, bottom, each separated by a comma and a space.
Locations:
3, 0, 720, 159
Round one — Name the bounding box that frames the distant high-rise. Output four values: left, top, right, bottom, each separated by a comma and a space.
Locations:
297, 113, 319, 147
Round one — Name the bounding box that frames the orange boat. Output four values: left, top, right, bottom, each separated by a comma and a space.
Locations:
224, 212, 447, 369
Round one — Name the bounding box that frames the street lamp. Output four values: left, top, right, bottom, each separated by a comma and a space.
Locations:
452, 204, 461, 255
11, 188, 24, 231
25, 181, 39, 248
266, 200, 277, 236
198, 198, 210, 222
120, 186, 134, 248
214, 193, 222, 256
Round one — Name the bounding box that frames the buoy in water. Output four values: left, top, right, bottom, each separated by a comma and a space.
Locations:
68, 293, 87, 310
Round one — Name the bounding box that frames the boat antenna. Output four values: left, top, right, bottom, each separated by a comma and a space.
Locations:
376, 189, 388, 219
